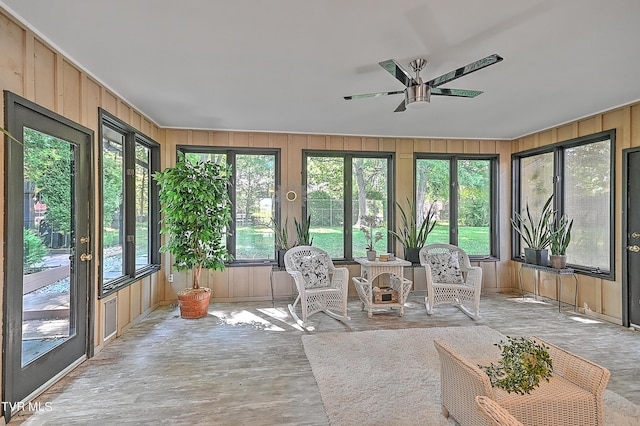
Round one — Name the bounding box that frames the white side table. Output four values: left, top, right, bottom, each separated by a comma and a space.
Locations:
353, 257, 413, 318
354, 257, 411, 284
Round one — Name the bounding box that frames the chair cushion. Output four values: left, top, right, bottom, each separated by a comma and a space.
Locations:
293, 252, 330, 288
427, 251, 464, 284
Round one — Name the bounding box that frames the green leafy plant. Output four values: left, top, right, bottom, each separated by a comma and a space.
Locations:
479, 336, 553, 395
549, 213, 573, 255
360, 215, 383, 251
23, 228, 47, 273
294, 214, 314, 246
268, 217, 292, 250
153, 153, 233, 289
389, 197, 437, 249
510, 194, 555, 249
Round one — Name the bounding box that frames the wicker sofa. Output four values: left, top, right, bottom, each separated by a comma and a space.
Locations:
434, 337, 610, 426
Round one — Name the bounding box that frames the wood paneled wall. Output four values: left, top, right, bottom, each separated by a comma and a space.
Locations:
513, 103, 640, 322
0, 7, 165, 367
161, 130, 514, 300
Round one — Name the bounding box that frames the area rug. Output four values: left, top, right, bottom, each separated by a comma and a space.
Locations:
302, 326, 640, 426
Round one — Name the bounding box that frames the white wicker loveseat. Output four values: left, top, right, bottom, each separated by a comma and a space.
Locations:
434, 337, 610, 426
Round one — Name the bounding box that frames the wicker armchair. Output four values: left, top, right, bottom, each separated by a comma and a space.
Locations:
434, 337, 610, 426
419, 244, 482, 319
475, 396, 523, 426
284, 246, 350, 328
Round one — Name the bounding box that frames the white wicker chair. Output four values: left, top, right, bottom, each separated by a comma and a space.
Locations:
419, 243, 482, 319
284, 246, 350, 328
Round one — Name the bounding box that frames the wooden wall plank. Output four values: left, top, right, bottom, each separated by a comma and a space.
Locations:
34, 40, 56, 110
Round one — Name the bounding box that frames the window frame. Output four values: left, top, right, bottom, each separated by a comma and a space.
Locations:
414, 153, 500, 261
302, 150, 395, 262
177, 145, 281, 265
98, 109, 160, 298
511, 130, 615, 280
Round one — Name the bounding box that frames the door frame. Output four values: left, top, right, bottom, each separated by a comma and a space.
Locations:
2, 91, 95, 420
622, 146, 640, 327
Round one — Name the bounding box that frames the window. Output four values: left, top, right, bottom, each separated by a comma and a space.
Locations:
179, 147, 279, 263
512, 130, 614, 278
99, 110, 160, 297
415, 155, 499, 258
304, 151, 393, 260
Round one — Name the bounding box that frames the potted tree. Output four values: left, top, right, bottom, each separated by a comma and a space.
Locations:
360, 215, 383, 260
153, 153, 233, 319
389, 198, 437, 263
511, 194, 554, 266
549, 213, 573, 269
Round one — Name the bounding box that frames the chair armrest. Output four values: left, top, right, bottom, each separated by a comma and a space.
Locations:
475, 396, 524, 426
465, 266, 482, 290
285, 270, 308, 294
531, 337, 610, 397
329, 266, 349, 292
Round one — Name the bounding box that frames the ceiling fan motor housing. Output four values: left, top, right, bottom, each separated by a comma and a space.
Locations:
406, 83, 431, 106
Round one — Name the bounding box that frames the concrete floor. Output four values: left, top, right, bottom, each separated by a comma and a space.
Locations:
11, 292, 640, 425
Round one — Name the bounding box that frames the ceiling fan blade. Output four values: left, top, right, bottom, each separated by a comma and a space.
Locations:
428, 54, 503, 88
379, 59, 416, 87
431, 88, 483, 98
394, 100, 406, 113
344, 90, 404, 100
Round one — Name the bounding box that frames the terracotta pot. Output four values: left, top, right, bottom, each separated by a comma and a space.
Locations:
177, 287, 211, 319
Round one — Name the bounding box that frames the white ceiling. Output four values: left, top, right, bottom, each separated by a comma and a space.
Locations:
3, 0, 640, 140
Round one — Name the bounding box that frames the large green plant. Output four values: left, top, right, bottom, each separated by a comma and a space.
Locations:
268, 217, 292, 250
23, 228, 47, 272
153, 154, 233, 289
549, 213, 573, 255
510, 194, 555, 250
389, 198, 437, 249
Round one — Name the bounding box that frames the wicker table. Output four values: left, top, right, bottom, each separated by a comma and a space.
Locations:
353, 257, 412, 318
518, 263, 578, 312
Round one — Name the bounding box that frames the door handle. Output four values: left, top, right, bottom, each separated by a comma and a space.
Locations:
628, 245, 640, 253
80, 253, 93, 261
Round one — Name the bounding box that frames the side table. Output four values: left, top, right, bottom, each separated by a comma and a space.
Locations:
518, 263, 578, 312
353, 257, 413, 318
354, 257, 411, 284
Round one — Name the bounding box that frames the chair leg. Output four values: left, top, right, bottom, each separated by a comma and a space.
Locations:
425, 296, 434, 315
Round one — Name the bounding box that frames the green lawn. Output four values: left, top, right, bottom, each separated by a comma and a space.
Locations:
235, 223, 490, 259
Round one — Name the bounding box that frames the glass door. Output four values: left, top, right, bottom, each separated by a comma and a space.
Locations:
3, 92, 93, 421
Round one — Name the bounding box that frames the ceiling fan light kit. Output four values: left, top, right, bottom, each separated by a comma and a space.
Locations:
345, 54, 503, 112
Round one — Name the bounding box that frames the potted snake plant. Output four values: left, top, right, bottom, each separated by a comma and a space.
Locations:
389, 197, 437, 263
549, 213, 573, 269
511, 194, 555, 266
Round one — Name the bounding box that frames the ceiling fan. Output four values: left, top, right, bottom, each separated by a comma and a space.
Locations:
344, 54, 503, 112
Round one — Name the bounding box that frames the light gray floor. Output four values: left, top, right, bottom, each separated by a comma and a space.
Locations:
11, 292, 640, 425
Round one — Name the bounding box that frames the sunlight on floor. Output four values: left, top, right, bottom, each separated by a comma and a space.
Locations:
257, 308, 304, 331
209, 309, 286, 331
507, 296, 551, 306
569, 316, 602, 324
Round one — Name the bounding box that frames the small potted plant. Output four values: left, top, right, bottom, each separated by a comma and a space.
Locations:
294, 214, 314, 246
389, 197, 437, 263
153, 153, 233, 319
269, 217, 293, 267
479, 336, 553, 395
511, 194, 555, 266
360, 215, 383, 260
549, 213, 573, 269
